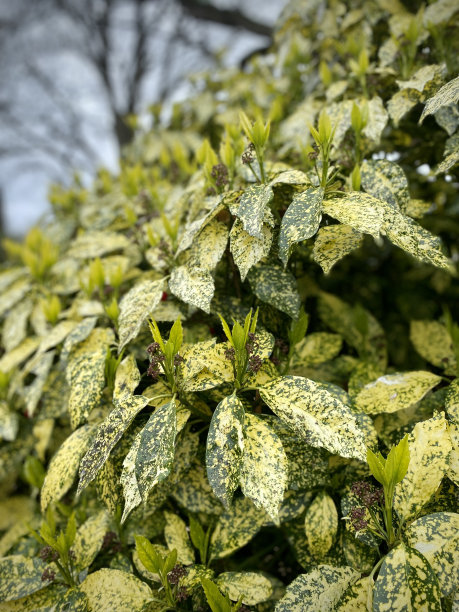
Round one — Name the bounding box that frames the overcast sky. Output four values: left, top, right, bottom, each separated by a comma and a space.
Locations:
0, 0, 284, 237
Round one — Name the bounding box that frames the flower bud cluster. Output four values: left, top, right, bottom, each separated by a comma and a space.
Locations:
246, 332, 262, 373
147, 342, 165, 379
211, 163, 229, 187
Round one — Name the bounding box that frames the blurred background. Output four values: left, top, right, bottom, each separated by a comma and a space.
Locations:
0, 0, 284, 237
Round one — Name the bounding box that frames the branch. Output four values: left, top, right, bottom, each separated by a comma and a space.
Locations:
175, 0, 273, 37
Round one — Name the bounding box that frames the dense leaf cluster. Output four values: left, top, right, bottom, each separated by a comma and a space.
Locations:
0, 0, 458, 610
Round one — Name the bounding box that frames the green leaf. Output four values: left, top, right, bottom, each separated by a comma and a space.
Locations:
168, 317, 183, 354
79, 568, 152, 612
355, 370, 442, 415
229, 219, 273, 282
405, 512, 459, 597
394, 412, 453, 522
117, 278, 165, 352
248, 264, 300, 319
274, 566, 359, 611
278, 187, 324, 266
240, 414, 288, 523
259, 376, 366, 460
216, 572, 273, 605
312, 225, 363, 274
134, 535, 161, 574
169, 264, 214, 313
385, 434, 410, 485
66, 328, 114, 429
304, 491, 338, 558
163, 511, 195, 565
373, 543, 442, 611
234, 184, 274, 239
135, 399, 177, 502
210, 497, 266, 561
420, 75, 459, 122
77, 393, 149, 495
0, 555, 48, 601
206, 394, 245, 508
201, 577, 232, 612
40, 424, 94, 512
367, 447, 388, 486
361, 159, 409, 210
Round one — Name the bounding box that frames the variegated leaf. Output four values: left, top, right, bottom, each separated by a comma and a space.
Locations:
291, 332, 342, 368
21, 351, 54, 417
175, 200, 225, 256
436, 133, 459, 174
312, 225, 363, 274
66, 328, 114, 429
423, 0, 459, 26
0, 278, 30, 318
304, 491, 338, 558
188, 219, 229, 272
0, 585, 68, 611
0, 337, 40, 374
0, 401, 19, 442
388, 89, 421, 127
275, 566, 359, 612
373, 543, 442, 611
73, 510, 111, 571
248, 264, 300, 319
37, 320, 77, 355
446, 378, 459, 424
259, 376, 366, 460
355, 371, 441, 415
0, 555, 48, 601
2, 298, 32, 352
169, 264, 214, 313
397, 64, 445, 94
118, 278, 164, 352
60, 316, 97, 363
234, 184, 274, 239
41, 424, 95, 512
135, 399, 177, 501
394, 412, 453, 521
278, 187, 324, 266
216, 572, 273, 605
240, 413, 287, 523
206, 394, 245, 508
68, 231, 130, 258
335, 577, 372, 611
210, 497, 266, 561
323, 192, 389, 238
410, 320, 456, 373
77, 393, 149, 495
230, 219, 272, 282
163, 511, 195, 565
79, 569, 152, 612
420, 75, 459, 122
361, 159, 409, 210
172, 457, 222, 516
405, 511, 459, 597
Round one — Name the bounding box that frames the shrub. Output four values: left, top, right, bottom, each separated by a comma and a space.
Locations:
0, 0, 458, 610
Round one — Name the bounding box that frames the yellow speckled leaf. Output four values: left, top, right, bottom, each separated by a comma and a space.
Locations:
388, 89, 421, 127
410, 320, 456, 373
384, 210, 452, 271
73, 510, 111, 572
240, 413, 287, 523
335, 576, 372, 611
397, 64, 445, 94
77, 393, 149, 496
0, 497, 35, 532
41, 424, 95, 512
259, 376, 366, 460
0, 400, 18, 442
114, 354, 141, 398
68, 231, 130, 259
278, 187, 324, 266
275, 565, 359, 612
210, 497, 266, 560
169, 264, 214, 313
60, 317, 98, 363
79, 569, 152, 612
180, 342, 233, 392
2, 298, 32, 352
423, 0, 459, 26
188, 219, 228, 272
291, 332, 342, 368
373, 543, 442, 611
216, 572, 273, 605
446, 379, 459, 424
394, 412, 453, 521
21, 351, 55, 417
313, 225, 363, 274
206, 394, 245, 508
361, 160, 409, 210
0, 337, 40, 374
0, 584, 68, 611
420, 75, 459, 122
171, 457, 222, 516
355, 371, 441, 415
248, 264, 300, 319
176, 200, 225, 256
163, 511, 195, 565
322, 192, 388, 238
120, 431, 143, 522
37, 320, 77, 355
135, 399, 177, 502
405, 512, 459, 597
66, 328, 114, 429
118, 278, 165, 351
235, 184, 274, 239
0, 277, 30, 318
230, 219, 272, 282
304, 491, 338, 558
0, 555, 48, 602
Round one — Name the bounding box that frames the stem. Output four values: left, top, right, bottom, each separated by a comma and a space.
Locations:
246, 161, 261, 183
383, 485, 395, 547
54, 559, 76, 587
